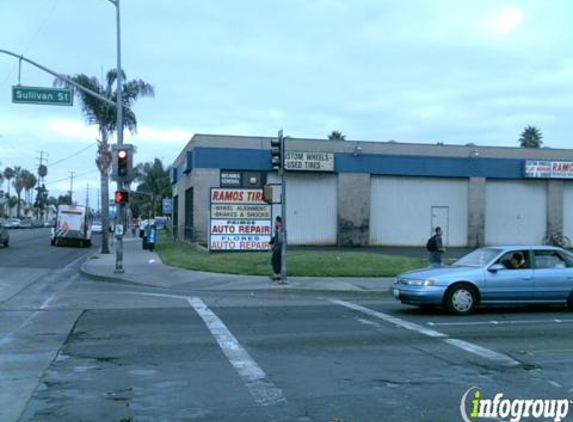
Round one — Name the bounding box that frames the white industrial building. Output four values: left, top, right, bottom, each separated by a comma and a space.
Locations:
171, 134, 573, 248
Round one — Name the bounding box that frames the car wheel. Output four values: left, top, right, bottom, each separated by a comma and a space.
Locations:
4, 240, 8, 247
567, 293, 573, 311
444, 284, 477, 315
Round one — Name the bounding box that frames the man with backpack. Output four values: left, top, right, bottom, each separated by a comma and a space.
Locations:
426, 226, 446, 268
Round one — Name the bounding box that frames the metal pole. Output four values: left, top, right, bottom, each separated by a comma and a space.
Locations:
279, 130, 287, 284
113, 0, 125, 273
0, 49, 116, 106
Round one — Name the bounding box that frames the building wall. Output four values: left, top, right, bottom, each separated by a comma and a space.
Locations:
172, 134, 573, 247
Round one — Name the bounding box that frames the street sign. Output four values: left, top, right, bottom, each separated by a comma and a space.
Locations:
12, 85, 73, 106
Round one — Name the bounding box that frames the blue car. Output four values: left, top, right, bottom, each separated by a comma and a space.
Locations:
393, 246, 573, 314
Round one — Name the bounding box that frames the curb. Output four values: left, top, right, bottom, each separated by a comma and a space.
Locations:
79, 258, 393, 295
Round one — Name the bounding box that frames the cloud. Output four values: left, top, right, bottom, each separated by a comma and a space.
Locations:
487, 5, 525, 35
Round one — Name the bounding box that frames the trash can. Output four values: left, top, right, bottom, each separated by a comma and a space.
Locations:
147, 226, 157, 251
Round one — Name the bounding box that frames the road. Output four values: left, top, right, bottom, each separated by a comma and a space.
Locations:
1, 230, 573, 421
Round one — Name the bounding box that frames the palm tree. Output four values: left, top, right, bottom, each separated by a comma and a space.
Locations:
22, 171, 37, 206
12, 166, 24, 218
3, 167, 15, 201
328, 130, 346, 141
55, 70, 154, 253
135, 159, 171, 218
519, 126, 543, 148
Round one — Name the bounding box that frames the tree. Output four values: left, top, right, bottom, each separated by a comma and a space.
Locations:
134, 158, 171, 219
3, 167, 15, 201
55, 70, 154, 253
12, 166, 24, 218
328, 130, 346, 141
21, 170, 37, 206
519, 126, 543, 148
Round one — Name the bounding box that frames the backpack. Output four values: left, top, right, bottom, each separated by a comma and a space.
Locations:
426, 235, 437, 252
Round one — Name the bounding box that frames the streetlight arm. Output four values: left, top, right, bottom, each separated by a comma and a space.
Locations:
0, 48, 116, 107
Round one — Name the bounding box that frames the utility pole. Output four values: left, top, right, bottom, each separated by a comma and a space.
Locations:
36, 150, 48, 219
86, 184, 90, 210
69, 171, 75, 204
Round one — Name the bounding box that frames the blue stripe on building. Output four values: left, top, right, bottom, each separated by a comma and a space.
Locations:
188, 147, 525, 179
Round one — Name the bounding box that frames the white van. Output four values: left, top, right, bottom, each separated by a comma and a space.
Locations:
50, 205, 92, 247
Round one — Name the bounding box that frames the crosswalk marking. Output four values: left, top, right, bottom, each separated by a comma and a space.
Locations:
332, 299, 520, 367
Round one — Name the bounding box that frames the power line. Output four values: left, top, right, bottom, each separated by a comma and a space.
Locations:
1, 0, 63, 86
49, 169, 99, 185
49, 142, 97, 167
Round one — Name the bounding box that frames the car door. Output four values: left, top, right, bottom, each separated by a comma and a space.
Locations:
484, 250, 535, 302
533, 249, 573, 301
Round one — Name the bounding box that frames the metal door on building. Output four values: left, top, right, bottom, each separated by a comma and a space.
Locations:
370, 176, 468, 246
184, 188, 194, 242
431, 206, 449, 244
267, 173, 337, 245
485, 180, 546, 245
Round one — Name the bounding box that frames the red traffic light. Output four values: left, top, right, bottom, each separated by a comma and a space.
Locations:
118, 149, 128, 159
115, 190, 129, 204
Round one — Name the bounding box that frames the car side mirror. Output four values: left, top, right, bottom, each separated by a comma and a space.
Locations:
488, 263, 505, 273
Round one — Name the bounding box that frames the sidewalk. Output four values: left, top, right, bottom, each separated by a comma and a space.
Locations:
80, 238, 395, 293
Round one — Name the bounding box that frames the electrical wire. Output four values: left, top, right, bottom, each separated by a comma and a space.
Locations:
1, 0, 63, 86
49, 142, 97, 167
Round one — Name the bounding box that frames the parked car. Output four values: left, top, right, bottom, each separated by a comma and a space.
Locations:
20, 218, 32, 229
393, 245, 573, 314
0, 224, 9, 247
91, 220, 103, 234
5, 218, 21, 229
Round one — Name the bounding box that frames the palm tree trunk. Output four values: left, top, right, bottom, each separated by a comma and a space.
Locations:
100, 171, 110, 254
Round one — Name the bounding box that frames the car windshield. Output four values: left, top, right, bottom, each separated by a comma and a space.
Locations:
452, 247, 502, 267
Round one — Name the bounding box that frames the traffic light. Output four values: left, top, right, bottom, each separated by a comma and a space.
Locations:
111, 144, 135, 182
115, 190, 129, 204
117, 149, 128, 177
270, 134, 283, 170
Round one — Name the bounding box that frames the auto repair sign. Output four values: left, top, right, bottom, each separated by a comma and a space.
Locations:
209, 188, 272, 251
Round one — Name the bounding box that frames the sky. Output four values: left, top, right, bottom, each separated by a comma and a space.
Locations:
1, 0, 573, 207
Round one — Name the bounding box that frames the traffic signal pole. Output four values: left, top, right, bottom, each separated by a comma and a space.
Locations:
279, 130, 287, 283
111, 0, 125, 274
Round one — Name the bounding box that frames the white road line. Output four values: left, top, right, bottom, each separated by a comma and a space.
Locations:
332, 299, 520, 367
127, 292, 286, 407
188, 298, 286, 407
427, 319, 573, 327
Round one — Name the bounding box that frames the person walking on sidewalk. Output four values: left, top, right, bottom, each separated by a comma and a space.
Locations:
427, 226, 446, 268
269, 216, 283, 280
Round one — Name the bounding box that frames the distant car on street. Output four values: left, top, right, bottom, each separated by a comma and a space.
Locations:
393, 245, 573, 314
5, 218, 21, 229
0, 223, 9, 247
20, 218, 32, 229
91, 220, 103, 234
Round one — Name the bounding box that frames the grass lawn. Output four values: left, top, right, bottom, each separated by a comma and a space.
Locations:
155, 236, 427, 278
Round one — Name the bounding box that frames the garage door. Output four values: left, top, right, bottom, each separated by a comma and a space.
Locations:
268, 173, 338, 245
485, 180, 546, 245
370, 176, 469, 246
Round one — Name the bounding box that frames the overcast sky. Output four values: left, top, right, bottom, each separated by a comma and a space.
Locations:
1, 0, 573, 207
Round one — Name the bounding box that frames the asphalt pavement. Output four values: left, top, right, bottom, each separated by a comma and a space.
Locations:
5, 230, 573, 422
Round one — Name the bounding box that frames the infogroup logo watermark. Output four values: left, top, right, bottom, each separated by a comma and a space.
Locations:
460, 387, 571, 422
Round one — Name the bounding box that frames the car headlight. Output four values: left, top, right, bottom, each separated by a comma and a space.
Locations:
406, 279, 436, 287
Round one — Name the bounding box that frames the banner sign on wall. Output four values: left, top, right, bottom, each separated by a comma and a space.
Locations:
525, 160, 573, 179
284, 151, 334, 172
209, 188, 272, 251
